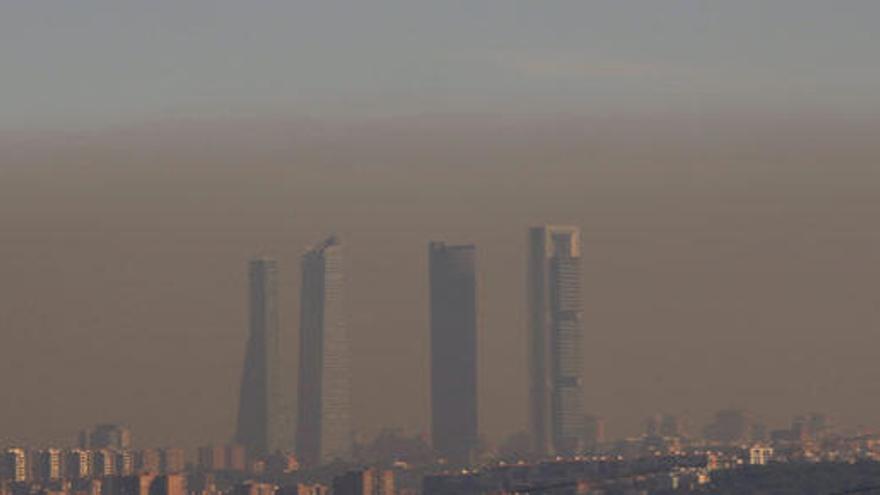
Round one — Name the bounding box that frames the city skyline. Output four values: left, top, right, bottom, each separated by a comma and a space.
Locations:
2, 226, 866, 453
2, 0, 880, 454
1, 195, 877, 449
2, 228, 878, 492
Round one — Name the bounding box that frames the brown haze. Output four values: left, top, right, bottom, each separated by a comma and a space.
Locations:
1, 111, 878, 450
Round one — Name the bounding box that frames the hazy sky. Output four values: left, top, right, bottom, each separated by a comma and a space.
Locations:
2, 1, 880, 128
1, 1, 879, 452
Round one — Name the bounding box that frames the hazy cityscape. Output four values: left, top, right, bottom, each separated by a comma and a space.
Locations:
2, 1, 880, 494
3, 225, 880, 494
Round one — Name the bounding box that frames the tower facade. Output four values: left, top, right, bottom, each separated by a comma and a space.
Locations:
528, 226, 584, 456
296, 236, 351, 466
235, 258, 284, 455
429, 242, 478, 465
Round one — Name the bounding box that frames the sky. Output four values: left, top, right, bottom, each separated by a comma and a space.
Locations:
2, 1, 880, 129
0, 1, 879, 452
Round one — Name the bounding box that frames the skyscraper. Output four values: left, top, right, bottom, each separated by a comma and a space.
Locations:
296, 236, 351, 466
235, 258, 285, 455
528, 225, 584, 456
428, 242, 478, 465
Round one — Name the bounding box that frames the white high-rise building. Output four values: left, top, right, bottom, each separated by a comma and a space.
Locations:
528, 225, 585, 456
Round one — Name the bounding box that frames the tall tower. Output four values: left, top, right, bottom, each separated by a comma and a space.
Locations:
235, 258, 284, 455
296, 236, 351, 466
429, 242, 478, 466
528, 226, 584, 456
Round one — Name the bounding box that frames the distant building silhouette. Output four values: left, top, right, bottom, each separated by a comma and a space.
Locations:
428, 242, 478, 466
528, 225, 585, 456
67, 449, 93, 479
660, 414, 687, 439
100, 474, 154, 495
332, 468, 394, 495
3, 448, 27, 483
747, 444, 774, 466
135, 449, 160, 475
235, 258, 286, 455
703, 409, 764, 445
116, 451, 135, 476
197, 444, 247, 473
197, 446, 226, 472
225, 445, 247, 472
231, 482, 276, 495
102, 473, 187, 495
159, 448, 185, 474
152, 474, 187, 495
296, 236, 352, 466
644, 414, 662, 437
79, 424, 132, 451
295, 483, 329, 495
94, 449, 116, 477
583, 415, 606, 452
35, 448, 64, 483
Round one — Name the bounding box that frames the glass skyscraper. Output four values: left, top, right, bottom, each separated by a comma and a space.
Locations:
235, 257, 285, 455
296, 236, 352, 466
429, 241, 478, 465
528, 226, 584, 456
